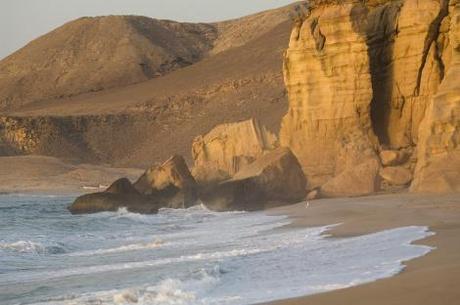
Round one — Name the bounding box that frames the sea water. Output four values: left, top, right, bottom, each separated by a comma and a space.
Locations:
0, 194, 433, 305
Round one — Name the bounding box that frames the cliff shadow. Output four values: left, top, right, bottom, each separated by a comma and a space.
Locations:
354, 3, 402, 146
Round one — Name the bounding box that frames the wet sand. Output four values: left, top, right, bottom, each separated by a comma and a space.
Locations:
263, 193, 460, 305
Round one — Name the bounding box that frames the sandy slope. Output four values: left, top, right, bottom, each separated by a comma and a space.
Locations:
0, 5, 295, 168
263, 193, 460, 305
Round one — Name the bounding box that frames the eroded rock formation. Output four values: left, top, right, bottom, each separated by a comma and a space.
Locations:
69, 178, 159, 214
412, 2, 460, 192
281, 0, 460, 194
199, 147, 306, 211
69, 147, 307, 214
192, 119, 278, 184
280, 1, 378, 188
69, 154, 201, 213
134, 155, 198, 208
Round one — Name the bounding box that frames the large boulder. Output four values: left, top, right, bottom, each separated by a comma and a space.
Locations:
68, 178, 159, 214
379, 150, 409, 166
134, 155, 198, 209
199, 147, 306, 211
192, 118, 278, 185
319, 159, 381, 198
380, 166, 413, 186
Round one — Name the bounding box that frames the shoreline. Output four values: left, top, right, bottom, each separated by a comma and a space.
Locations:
260, 193, 460, 305
2, 188, 459, 304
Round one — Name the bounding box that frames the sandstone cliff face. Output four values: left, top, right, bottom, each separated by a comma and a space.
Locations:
280, 2, 378, 188
412, 1, 460, 192
192, 119, 278, 184
369, 0, 451, 148
134, 155, 198, 208
281, 0, 459, 194
199, 147, 306, 211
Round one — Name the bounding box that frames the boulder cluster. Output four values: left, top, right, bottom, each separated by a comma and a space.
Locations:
69, 119, 307, 214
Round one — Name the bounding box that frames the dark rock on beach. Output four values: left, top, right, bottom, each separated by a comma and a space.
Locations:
199, 147, 307, 211
134, 155, 198, 209
68, 178, 159, 214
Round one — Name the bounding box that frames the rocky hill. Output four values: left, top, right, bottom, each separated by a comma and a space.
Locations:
0, 16, 217, 110
0, 4, 295, 167
0, 5, 295, 111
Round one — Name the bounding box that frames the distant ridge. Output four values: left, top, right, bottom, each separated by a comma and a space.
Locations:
0, 16, 216, 110
0, 3, 297, 111
0, 4, 297, 167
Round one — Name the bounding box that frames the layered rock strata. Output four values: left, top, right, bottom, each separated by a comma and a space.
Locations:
411, 1, 460, 192
199, 147, 306, 211
280, 2, 378, 188
192, 119, 278, 184
134, 155, 198, 208
281, 0, 460, 194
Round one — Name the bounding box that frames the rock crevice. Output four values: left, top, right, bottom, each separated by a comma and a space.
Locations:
281, 0, 460, 195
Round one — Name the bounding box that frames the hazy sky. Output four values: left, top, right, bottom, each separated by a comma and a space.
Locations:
0, 0, 296, 60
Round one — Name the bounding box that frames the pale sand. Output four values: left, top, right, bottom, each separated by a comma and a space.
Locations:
262, 193, 460, 305
0, 155, 143, 194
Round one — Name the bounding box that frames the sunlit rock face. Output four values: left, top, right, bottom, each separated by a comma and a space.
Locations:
412, 1, 460, 193
280, 2, 378, 188
192, 118, 278, 185
281, 0, 459, 194
199, 147, 307, 211
134, 155, 198, 209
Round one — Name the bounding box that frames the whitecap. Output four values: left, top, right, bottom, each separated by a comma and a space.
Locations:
0, 240, 67, 255
0, 240, 45, 254
68, 239, 165, 256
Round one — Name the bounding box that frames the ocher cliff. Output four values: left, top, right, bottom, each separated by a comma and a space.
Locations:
280, 1, 378, 188
192, 119, 278, 184
412, 2, 460, 192
281, 0, 460, 194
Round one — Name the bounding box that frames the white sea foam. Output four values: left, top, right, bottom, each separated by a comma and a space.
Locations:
68, 239, 165, 256
0, 240, 45, 254
0, 195, 435, 305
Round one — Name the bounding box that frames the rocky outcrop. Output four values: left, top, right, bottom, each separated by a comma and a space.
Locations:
0, 114, 150, 163
192, 119, 278, 184
69, 155, 199, 214
320, 159, 381, 198
412, 2, 460, 192
380, 166, 413, 186
134, 155, 198, 209
69, 148, 306, 214
380, 150, 409, 167
279, 2, 377, 188
68, 178, 159, 214
280, 0, 460, 194
199, 147, 306, 211
369, 0, 451, 149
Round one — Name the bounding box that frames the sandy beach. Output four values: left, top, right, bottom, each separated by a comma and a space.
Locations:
0, 155, 143, 194
262, 193, 460, 305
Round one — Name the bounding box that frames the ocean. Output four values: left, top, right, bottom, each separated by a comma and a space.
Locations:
0, 194, 433, 305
